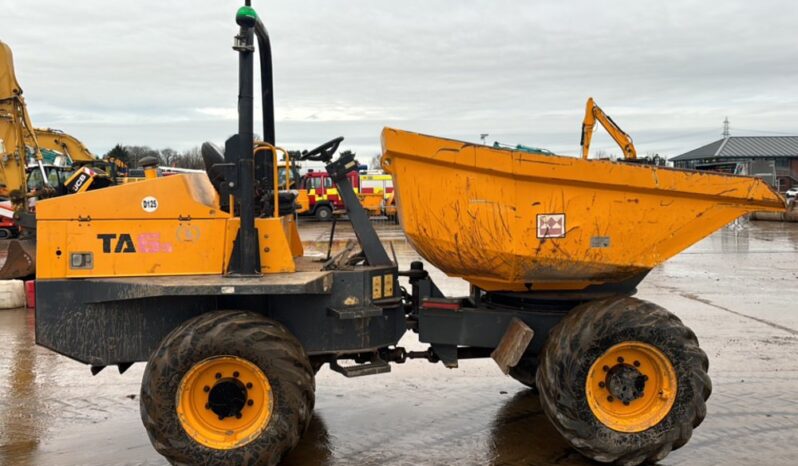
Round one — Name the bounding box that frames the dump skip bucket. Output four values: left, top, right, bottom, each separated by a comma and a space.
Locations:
381, 128, 786, 292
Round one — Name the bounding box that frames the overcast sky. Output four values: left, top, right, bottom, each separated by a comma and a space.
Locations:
2, 0, 797, 159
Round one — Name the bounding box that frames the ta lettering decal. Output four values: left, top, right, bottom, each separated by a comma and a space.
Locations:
97, 233, 137, 253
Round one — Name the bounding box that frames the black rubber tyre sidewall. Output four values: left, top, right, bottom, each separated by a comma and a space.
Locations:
140, 311, 315, 466
508, 356, 538, 392
536, 297, 711, 466
315, 205, 332, 221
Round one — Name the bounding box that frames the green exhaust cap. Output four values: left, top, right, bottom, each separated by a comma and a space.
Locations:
236, 6, 258, 27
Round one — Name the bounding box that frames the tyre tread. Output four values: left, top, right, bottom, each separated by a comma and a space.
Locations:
140, 311, 314, 466
536, 297, 711, 465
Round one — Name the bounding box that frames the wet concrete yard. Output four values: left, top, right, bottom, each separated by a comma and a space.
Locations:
1, 220, 797, 465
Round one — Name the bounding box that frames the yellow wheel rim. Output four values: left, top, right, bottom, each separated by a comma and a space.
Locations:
176, 356, 273, 450
585, 342, 677, 433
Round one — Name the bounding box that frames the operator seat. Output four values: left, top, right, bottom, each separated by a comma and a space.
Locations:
201, 142, 226, 192
201, 141, 298, 217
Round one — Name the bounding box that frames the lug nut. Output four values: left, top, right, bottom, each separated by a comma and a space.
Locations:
233, 371, 240, 378
598, 381, 605, 388
215, 373, 222, 379
203, 386, 210, 393
643, 375, 649, 382
623, 401, 630, 406
617, 357, 624, 363
246, 382, 253, 389
205, 403, 210, 410
218, 415, 225, 421
633, 360, 641, 367
603, 365, 610, 372
607, 396, 614, 402
236, 413, 242, 419
247, 399, 254, 407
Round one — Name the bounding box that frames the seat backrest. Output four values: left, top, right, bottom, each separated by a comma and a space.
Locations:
201, 142, 226, 192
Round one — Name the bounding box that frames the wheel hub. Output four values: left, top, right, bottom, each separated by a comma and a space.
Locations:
585, 342, 677, 433
606, 364, 646, 403
208, 378, 249, 419
176, 356, 273, 450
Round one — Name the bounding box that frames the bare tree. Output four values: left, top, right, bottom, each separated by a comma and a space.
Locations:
160, 148, 179, 167
125, 146, 161, 168
177, 147, 205, 170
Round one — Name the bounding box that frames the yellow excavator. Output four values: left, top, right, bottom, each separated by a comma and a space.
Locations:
0, 41, 48, 202
580, 96, 638, 160
33, 127, 128, 176
0, 40, 117, 278
34, 127, 96, 164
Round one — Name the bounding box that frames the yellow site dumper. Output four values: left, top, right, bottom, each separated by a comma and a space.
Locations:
33, 3, 787, 466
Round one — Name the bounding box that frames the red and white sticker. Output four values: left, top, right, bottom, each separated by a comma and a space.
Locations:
537, 214, 566, 238
0, 199, 14, 219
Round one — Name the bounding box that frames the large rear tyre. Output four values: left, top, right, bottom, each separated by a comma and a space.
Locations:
140, 311, 315, 466
536, 297, 710, 466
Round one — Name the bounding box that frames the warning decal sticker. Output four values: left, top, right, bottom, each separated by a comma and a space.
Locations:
537, 214, 566, 239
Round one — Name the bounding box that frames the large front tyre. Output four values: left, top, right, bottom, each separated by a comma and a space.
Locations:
536, 297, 711, 466
140, 311, 315, 466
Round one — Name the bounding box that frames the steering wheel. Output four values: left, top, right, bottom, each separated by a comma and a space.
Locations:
301, 136, 344, 162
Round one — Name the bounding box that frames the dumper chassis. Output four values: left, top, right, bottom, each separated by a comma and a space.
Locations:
33, 3, 784, 466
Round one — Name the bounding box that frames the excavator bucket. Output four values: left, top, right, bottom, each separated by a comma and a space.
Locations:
381, 128, 787, 293
0, 238, 36, 279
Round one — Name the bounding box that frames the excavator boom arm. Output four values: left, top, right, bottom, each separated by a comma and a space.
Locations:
1, 41, 50, 199
34, 127, 96, 163
580, 97, 637, 160
33, 128, 128, 172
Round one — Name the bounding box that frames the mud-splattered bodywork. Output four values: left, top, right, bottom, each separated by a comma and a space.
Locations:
381, 128, 786, 292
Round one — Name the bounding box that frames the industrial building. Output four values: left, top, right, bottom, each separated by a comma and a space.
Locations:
671, 136, 798, 192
